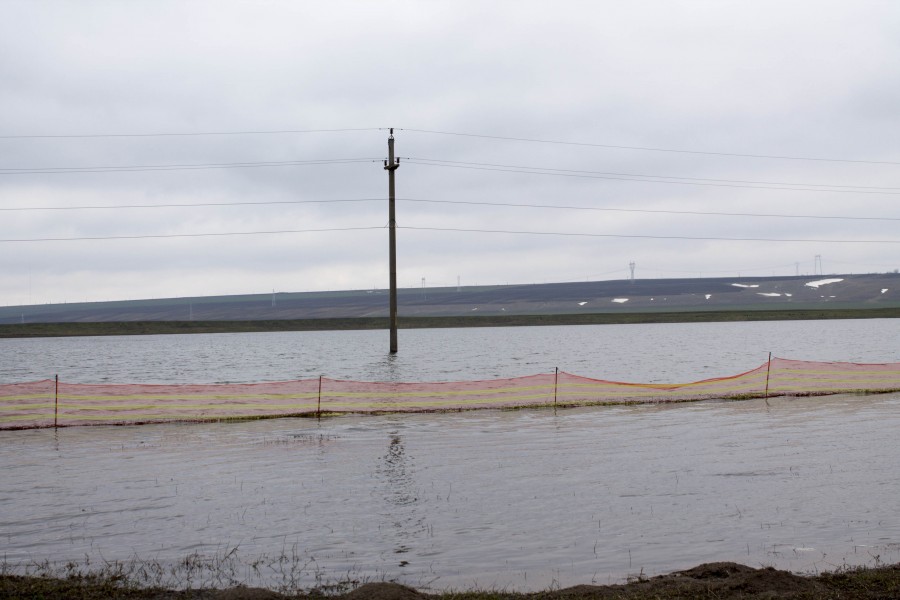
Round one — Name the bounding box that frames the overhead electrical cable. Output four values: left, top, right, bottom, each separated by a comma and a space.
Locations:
400, 226, 899, 244
2, 196, 895, 223
5, 124, 895, 166
0, 127, 383, 139
5, 152, 894, 196
3, 225, 893, 244
0, 199, 384, 211
404, 158, 900, 195
400, 128, 900, 166
403, 158, 900, 192
642, 262, 803, 274
0, 226, 383, 243
399, 198, 899, 222
0, 158, 379, 175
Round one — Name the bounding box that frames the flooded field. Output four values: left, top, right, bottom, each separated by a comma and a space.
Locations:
2, 392, 899, 591
2, 318, 898, 385
1, 319, 898, 591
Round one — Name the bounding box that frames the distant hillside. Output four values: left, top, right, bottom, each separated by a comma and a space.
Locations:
1, 273, 897, 326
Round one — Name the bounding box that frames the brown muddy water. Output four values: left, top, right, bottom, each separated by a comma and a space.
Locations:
2, 392, 898, 592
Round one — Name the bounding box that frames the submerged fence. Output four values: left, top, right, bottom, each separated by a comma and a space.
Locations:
1, 357, 899, 430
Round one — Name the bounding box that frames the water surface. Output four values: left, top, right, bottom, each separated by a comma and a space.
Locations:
1, 319, 898, 591
2, 319, 897, 384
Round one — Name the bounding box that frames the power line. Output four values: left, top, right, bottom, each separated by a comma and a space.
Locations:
404, 158, 900, 192
7, 151, 895, 197
826, 258, 900, 269
400, 198, 899, 222
0, 127, 384, 140
3, 196, 894, 223
404, 158, 900, 195
6, 124, 896, 166
5, 222, 893, 245
0, 226, 384, 243
5, 124, 898, 166
643, 262, 802, 274
0, 158, 379, 175
401, 128, 900, 166
0, 198, 383, 211
401, 226, 899, 244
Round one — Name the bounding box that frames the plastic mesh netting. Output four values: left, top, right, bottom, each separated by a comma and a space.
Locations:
1, 357, 898, 430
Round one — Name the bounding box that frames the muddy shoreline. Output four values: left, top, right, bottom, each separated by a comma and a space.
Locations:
3, 561, 899, 599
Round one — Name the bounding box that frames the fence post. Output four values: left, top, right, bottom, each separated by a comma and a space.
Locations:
54, 374, 59, 428
553, 367, 559, 408
317, 375, 322, 419
764, 352, 773, 405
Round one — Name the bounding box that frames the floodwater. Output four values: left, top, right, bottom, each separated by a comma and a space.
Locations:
2, 318, 898, 384
1, 320, 899, 591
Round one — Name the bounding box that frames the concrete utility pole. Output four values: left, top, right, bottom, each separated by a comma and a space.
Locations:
384, 129, 400, 353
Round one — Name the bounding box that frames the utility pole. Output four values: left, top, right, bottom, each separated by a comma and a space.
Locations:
384, 129, 400, 353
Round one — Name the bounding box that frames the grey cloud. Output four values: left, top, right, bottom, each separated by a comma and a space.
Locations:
1, 0, 898, 305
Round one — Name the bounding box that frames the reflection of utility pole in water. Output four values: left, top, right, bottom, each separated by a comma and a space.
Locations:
383, 434, 414, 505
384, 129, 400, 354
378, 432, 426, 562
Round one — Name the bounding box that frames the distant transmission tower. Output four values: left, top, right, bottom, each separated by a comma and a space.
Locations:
629, 262, 635, 283
814, 255, 823, 275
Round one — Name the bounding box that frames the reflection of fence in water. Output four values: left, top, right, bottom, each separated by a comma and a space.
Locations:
2, 357, 899, 430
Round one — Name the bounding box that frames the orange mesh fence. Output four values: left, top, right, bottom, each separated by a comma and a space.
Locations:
767, 358, 900, 395
1, 357, 898, 430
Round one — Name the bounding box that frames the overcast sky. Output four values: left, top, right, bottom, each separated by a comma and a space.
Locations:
1, 1, 898, 305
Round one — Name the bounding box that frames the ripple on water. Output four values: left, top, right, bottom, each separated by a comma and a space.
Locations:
1, 392, 899, 590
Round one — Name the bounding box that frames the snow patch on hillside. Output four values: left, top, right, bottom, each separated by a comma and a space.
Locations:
805, 278, 843, 289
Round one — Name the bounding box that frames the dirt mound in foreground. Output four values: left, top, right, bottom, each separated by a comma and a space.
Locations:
543, 562, 826, 598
